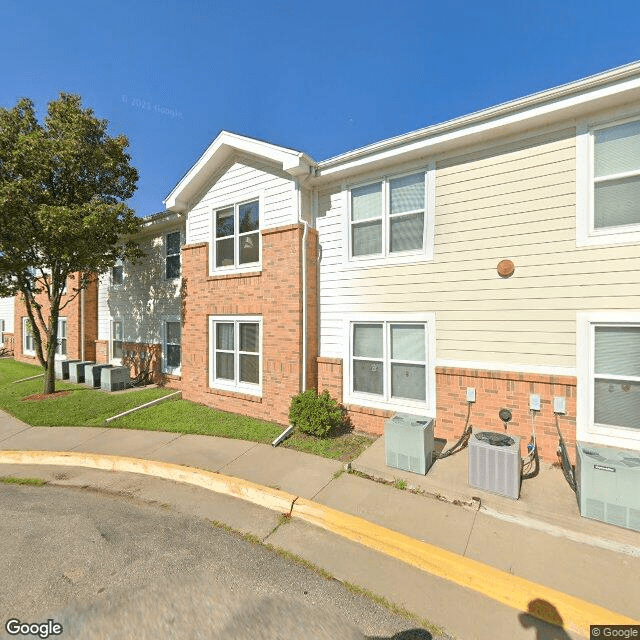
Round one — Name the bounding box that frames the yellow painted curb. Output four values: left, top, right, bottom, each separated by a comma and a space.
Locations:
292, 498, 638, 638
0, 450, 296, 514
2, 449, 637, 638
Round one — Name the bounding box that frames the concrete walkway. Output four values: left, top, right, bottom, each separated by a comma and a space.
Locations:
1, 410, 638, 640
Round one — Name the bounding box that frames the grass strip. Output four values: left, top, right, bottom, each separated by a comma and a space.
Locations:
0, 476, 47, 487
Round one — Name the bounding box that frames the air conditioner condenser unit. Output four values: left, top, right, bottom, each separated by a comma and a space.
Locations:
576, 442, 640, 532
469, 431, 522, 500
384, 413, 434, 475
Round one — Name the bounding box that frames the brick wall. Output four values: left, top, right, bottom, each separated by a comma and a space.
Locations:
179, 223, 317, 425
436, 367, 577, 464
14, 274, 98, 365
315, 357, 577, 463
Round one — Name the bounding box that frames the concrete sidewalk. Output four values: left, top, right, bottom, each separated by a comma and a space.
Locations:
1, 410, 638, 640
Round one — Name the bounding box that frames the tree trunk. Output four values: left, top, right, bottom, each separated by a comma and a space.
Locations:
43, 347, 57, 394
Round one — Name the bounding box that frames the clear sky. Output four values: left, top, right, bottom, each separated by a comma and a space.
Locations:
2, 0, 639, 216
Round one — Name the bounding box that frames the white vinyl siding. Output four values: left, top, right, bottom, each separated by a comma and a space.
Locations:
209, 316, 262, 396
0, 297, 14, 339
186, 157, 296, 246
98, 226, 183, 345
318, 125, 640, 375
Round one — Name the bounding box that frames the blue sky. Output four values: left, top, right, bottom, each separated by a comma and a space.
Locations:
2, 0, 639, 216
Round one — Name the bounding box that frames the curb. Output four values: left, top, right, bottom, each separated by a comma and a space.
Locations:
1, 449, 637, 638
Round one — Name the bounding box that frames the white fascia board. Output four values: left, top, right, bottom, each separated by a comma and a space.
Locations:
164, 131, 315, 211
316, 64, 640, 181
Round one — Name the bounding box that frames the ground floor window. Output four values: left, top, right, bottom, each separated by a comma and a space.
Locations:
209, 316, 261, 395
111, 319, 123, 361
55, 318, 67, 358
346, 313, 435, 413
22, 318, 35, 355
578, 312, 640, 448
0, 319, 4, 346
163, 319, 181, 374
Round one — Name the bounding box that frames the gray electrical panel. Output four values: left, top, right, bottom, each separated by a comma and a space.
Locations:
469, 431, 522, 500
576, 442, 640, 532
54, 359, 80, 380
384, 413, 434, 475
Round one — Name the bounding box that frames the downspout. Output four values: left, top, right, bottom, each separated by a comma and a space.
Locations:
80, 282, 85, 361
297, 181, 309, 393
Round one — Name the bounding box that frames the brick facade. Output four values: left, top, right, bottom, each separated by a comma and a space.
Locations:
179, 223, 318, 425
316, 357, 577, 464
14, 276, 98, 365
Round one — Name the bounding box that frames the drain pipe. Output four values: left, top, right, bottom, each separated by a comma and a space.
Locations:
80, 282, 85, 361
297, 175, 312, 394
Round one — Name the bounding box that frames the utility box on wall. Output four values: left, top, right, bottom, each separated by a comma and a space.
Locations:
384, 413, 435, 475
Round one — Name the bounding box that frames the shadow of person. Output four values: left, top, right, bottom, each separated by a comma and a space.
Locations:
518, 599, 572, 639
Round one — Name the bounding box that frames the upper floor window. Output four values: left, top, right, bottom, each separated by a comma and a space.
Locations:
347, 167, 434, 264
111, 263, 123, 285
577, 116, 640, 247
213, 199, 260, 271
165, 231, 181, 280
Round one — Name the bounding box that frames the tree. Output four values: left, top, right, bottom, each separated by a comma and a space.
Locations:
0, 93, 142, 394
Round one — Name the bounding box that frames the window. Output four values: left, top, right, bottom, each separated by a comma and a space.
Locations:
111, 319, 123, 361
209, 316, 261, 394
165, 231, 181, 279
577, 115, 640, 246
349, 170, 433, 262
213, 199, 260, 271
577, 312, 640, 448
111, 263, 123, 285
55, 318, 67, 358
22, 318, 35, 355
164, 320, 181, 374
346, 314, 436, 412
0, 319, 4, 345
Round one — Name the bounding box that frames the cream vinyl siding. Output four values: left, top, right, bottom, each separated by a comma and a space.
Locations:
0, 296, 14, 335
186, 155, 296, 245
98, 227, 184, 344
317, 125, 640, 372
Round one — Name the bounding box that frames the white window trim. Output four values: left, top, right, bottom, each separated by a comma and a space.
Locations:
165, 231, 182, 281
343, 312, 436, 415
162, 316, 181, 375
208, 315, 263, 396
110, 318, 124, 365
0, 319, 4, 346
576, 113, 640, 248
577, 311, 640, 449
209, 193, 264, 276
342, 163, 435, 268
22, 317, 35, 356
54, 317, 68, 360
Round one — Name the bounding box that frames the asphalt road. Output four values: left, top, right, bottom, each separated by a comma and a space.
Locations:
0, 484, 446, 640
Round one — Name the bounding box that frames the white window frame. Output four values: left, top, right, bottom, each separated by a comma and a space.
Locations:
0, 319, 4, 346
343, 163, 435, 268
54, 317, 68, 360
162, 316, 181, 375
111, 260, 124, 286
110, 318, 124, 365
577, 311, 640, 449
343, 312, 436, 414
208, 315, 262, 396
22, 317, 35, 356
165, 231, 181, 280
576, 113, 640, 247
210, 193, 264, 276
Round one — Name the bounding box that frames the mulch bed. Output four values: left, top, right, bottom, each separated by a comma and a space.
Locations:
22, 390, 73, 402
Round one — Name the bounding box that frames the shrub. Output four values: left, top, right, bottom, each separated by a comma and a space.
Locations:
289, 389, 343, 438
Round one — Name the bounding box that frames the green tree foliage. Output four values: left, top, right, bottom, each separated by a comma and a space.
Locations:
289, 389, 344, 438
0, 93, 142, 393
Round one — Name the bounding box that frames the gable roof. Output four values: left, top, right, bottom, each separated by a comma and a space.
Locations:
164, 131, 315, 212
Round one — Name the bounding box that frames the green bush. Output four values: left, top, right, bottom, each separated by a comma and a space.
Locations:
289, 389, 343, 438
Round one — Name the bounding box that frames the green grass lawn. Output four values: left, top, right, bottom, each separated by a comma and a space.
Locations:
0, 359, 374, 462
